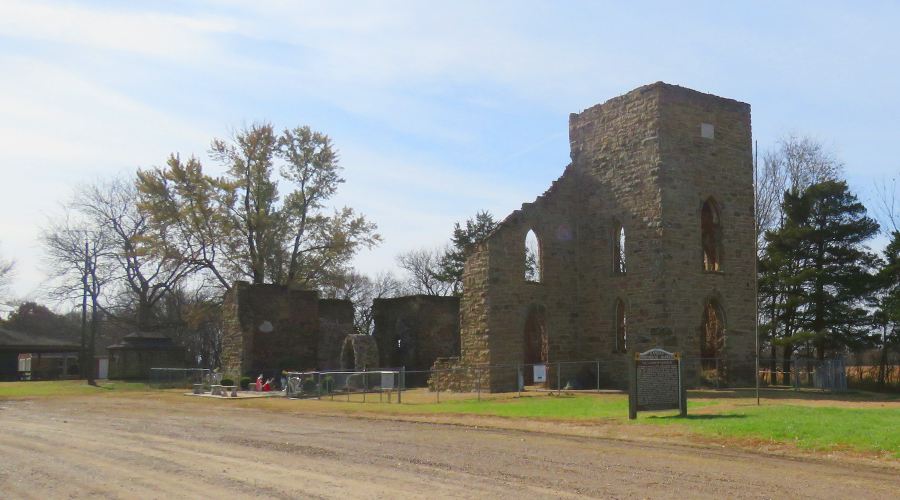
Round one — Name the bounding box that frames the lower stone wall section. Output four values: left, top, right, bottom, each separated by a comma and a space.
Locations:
340, 334, 379, 371
221, 282, 320, 379
372, 295, 460, 373
428, 357, 478, 392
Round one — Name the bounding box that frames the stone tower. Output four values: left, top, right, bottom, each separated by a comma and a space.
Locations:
450, 82, 756, 391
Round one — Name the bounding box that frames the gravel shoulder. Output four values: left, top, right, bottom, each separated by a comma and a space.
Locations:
0, 395, 897, 499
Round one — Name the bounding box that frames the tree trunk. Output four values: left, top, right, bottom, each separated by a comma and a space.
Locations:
781, 343, 793, 385
87, 295, 98, 386
769, 341, 777, 384
768, 295, 777, 381
136, 297, 154, 332
80, 241, 89, 379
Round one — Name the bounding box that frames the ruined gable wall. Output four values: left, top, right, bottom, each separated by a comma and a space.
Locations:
317, 299, 355, 370
221, 282, 320, 378
568, 84, 665, 386
461, 170, 583, 391
656, 85, 755, 384
455, 83, 756, 391
372, 295, 460, 372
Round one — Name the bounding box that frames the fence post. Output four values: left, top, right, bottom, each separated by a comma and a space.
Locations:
596, 361, 600, 393
516, 364, 521, 397
477, 367, 481, 402
436, 369, 440, 404
557, 361, 561, 396
398, 367, 404, 404
715, 358, 720, 389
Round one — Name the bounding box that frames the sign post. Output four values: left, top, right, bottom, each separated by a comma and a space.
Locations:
629, 348, 686, 419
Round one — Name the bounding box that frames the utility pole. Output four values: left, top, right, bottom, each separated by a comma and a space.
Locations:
754, 140, 760, 406
80, 241, 88, 379
86, 241, 97, 386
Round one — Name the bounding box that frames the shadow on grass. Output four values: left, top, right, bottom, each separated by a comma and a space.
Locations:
646, 413, 747, 421
688, 387, 900, 403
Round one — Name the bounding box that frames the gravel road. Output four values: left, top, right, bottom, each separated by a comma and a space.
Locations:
0, 395, 897, 499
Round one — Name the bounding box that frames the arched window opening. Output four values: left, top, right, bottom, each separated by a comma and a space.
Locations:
523, 305, 548, 385
341, 339, 356, 370
613, 224, 626, 274
700, 299, 726, 380
701, 198, 722, 271
524, 229, 541, 282
615, 299, 627, 352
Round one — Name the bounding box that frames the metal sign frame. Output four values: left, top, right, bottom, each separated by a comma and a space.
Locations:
628, 348, 687, 419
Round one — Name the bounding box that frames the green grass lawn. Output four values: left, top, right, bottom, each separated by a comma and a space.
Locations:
402, 393, 900, 458
411, 393, 711, 420
0, 380, 149, 398
648, 405, 900, 458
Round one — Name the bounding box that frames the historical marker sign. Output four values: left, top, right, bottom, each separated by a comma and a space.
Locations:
628, 348, 687, 419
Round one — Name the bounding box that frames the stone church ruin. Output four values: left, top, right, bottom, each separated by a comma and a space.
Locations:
438, 82, 756, 391
221, 82, 756, 393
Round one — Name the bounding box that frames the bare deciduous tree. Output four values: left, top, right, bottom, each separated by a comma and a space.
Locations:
0, 244, 13, 299
321, 270, 404, 334
397, 247, 454, 296
873, 176, 900, 234
755, 134, 844, 250
72, 178, 198, 330
41, 217, 113, 384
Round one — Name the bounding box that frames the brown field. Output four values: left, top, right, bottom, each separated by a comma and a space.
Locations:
1, 390, 899, 499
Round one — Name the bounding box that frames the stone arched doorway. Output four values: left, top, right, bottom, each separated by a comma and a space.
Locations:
523, 305, 548, 384
700, 299, 726, 382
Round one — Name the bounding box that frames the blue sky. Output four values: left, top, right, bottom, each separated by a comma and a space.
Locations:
1, 1, 899, 303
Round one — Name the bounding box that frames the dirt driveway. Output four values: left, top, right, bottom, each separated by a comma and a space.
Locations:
0, 395, 897, 499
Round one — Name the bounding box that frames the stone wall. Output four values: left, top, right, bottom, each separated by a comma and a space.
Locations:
372, 296, 460, 378
450, 82, 756, 391
340, 334, 379, 370
317, 299, 355, 370
427, 357, 478, 392
221, 282, 320, 379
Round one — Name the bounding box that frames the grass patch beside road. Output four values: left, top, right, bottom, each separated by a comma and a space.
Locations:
649, 404, 900, 458
413, 393, 711, 420
405, 391, 900, 458
0, 380, 149, 399
288, 389, 900, 458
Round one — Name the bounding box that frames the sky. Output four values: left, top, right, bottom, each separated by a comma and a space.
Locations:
1, 1, 899, 308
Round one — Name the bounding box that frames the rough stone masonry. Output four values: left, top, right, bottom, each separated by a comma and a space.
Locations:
221, 282, 356, 379
442, 82, 756, 391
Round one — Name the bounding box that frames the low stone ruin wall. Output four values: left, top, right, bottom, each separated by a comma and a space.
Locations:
427, 357, 481, 392
340, 334, 379, 371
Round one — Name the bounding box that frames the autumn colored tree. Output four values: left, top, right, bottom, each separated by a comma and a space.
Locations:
137, 123, 380, 291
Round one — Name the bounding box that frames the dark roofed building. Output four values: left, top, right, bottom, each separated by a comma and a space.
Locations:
107, 332, 185, 379
0, 327, 81, 381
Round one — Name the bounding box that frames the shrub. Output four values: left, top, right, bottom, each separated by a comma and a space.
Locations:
220, 378, 234, 386
239, 376, 251, 390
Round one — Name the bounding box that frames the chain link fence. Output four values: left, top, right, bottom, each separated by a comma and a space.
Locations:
151, 350, 899, 402
285, 370, 402, 403
149, 368, 213, 389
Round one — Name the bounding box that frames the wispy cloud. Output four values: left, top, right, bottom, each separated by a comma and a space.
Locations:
0, 0, 236, 60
